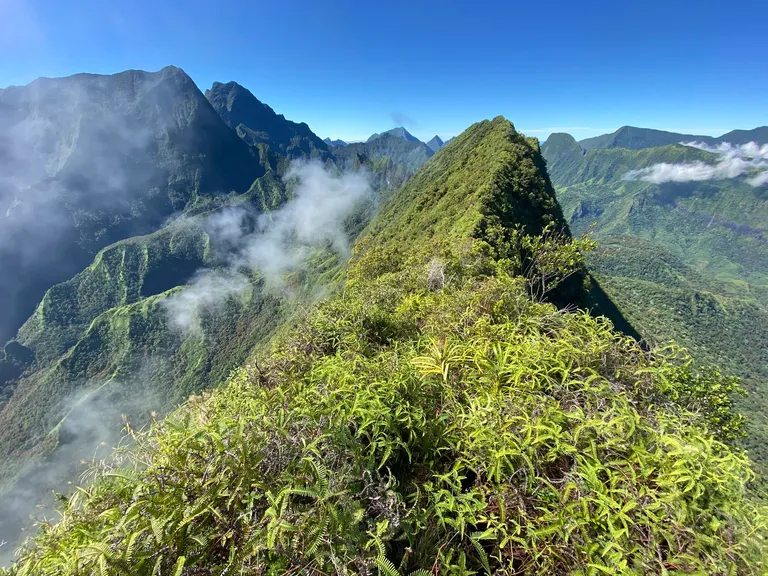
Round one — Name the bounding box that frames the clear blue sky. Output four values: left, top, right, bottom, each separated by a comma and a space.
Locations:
1, 0, 765, 142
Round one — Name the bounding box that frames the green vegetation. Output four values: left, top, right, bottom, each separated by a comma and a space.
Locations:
0, 66, 265, 346
4, 117, 766, 575
0, 79, 433, 555
542, 132, 768, 482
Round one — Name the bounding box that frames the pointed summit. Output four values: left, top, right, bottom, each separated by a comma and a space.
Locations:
426, 135, 444, 152
366, 126, 421, 144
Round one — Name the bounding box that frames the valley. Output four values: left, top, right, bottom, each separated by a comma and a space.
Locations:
0, 67, 765, 573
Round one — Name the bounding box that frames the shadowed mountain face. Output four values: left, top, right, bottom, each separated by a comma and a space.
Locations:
0, 67, 263, 344
205, 81, 329, 159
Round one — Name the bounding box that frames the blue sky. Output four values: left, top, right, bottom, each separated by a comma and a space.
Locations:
1, 0, 766, 142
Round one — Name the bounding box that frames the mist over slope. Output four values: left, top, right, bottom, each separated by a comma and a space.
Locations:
0, 64, 766, 572
0, 66, 263, 345
0, 69, 406, 559
577, 125, 768, 151
4, 116, 766, 575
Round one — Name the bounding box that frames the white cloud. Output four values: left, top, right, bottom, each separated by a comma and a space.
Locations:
623, 141, 768, 187
162, 270, 250, 333
162, 160, 373, 333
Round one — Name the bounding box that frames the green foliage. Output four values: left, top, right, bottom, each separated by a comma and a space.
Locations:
5, 240, 766, 575
542, 135, 768, 483
661, 362, 747, 444
4, 116, 766, 575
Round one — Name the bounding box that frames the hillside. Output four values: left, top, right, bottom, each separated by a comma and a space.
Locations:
0, 67, 263, 346
0, 71, 387, 556
4, 117, 766, 575
542, 131, 768, 478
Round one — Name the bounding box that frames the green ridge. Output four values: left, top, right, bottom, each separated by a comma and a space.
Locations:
542, 133, 768, 482
5, 117, 765, 575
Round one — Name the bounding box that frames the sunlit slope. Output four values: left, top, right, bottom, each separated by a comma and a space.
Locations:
542, 132, 768, 480
6, 117, 766, 575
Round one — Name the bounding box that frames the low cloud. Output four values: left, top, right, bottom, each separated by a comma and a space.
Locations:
623, 141, 768, 186
162, 160, 373, 332
0, 360, 163, 564
162, 270, 250, 333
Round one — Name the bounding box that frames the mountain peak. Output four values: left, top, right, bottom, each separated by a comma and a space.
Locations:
323, 137, 348, 147
206, 81, 327, 157
205, 81, 279, 127
426, 135, 444, 152
541, 132, 583, 161
367, 126, 421, 144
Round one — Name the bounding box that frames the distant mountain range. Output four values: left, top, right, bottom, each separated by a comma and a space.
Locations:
367, 126, 421, 143
542, 125, 768, 481
578, 125, 768, 150
324, 128, 454, 154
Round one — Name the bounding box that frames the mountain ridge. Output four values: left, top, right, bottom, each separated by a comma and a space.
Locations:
205, 81, 329, 160
0, 65, 766, 571
0, 66, 263, 345
577, 125, 768, 151
5, 114, 766, 574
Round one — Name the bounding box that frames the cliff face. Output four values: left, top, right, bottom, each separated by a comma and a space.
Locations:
0, 66, 263, 344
